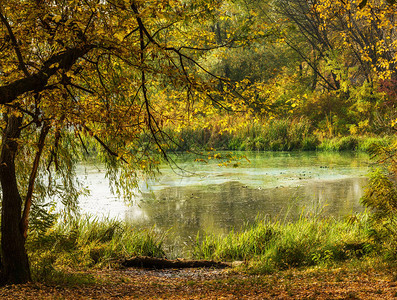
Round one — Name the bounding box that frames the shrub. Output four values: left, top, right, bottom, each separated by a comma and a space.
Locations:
302, 136, 319, 150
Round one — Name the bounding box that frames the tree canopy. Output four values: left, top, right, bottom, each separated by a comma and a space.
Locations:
0, 0, 266, 284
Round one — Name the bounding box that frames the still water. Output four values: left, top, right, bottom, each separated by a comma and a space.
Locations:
76, 151, 371, 247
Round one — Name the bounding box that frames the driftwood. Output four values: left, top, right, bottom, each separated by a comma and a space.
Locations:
122, 256, 230, 269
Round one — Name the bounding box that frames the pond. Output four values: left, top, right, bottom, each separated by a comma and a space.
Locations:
76, 151, 371, 252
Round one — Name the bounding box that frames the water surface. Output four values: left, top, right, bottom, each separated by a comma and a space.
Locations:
76, 151, 370, 249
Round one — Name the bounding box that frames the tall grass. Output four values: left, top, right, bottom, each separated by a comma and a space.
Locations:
164, 120, 395, 152
317, 136, 394, 152
237, 118, 317, 151
26, 217, 165, 282
165, 118, 319, 151
193, 215, 374, 273
26, 210, 397, 282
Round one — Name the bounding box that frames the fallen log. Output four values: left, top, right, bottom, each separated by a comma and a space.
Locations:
122, 256, 230, 269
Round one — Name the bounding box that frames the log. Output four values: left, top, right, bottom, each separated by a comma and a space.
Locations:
121, 256, 230, 269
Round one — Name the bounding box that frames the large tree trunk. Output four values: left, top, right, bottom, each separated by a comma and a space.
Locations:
0, 114, 31, 284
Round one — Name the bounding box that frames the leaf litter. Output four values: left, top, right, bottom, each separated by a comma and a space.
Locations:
1, 266, 397, 299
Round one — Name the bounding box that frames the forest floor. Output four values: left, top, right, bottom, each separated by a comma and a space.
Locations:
1, 264, 397, 299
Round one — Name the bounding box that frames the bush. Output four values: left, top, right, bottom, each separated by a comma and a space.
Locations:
228, 137, 243, 150
318, 136, 395, 152
359, 141, 397, 261
302, 136, 319, 150
357, 136, 393, 152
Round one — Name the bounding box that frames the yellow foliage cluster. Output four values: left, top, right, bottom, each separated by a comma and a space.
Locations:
0, 0, 261, 169
315, 0, 397, 81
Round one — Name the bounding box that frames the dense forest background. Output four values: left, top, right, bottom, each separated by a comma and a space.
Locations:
160, 0, 397, 152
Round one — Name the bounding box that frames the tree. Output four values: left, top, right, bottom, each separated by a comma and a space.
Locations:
0, 0, 253, 284
313, 0, 397, 132
260, 0, 397, 135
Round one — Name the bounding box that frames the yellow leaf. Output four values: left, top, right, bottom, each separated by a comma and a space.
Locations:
114, 32, 124, 41
53, 15, 62, 23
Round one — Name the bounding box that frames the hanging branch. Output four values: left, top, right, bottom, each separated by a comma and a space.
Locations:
47, 126, 60, 172
82, 125, 128, 163
136, 12, 168, 161
20, 121, 51, 239
78, 131, 89, 155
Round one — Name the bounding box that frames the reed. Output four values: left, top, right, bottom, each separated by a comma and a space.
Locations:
163, 117, 395, 153
317, 136, 394, 152
193, 214, 374, 273
165, 118, 318, 151
26, 210, 397, 282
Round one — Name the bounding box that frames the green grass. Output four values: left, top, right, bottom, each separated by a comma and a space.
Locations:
26, 210, 397, 283
192, 214, 377, 273
317, 136, 394, 152
26, 217, 165, 283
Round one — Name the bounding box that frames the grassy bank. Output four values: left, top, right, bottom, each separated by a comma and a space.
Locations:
193, 215, 375, 274
164, 118, 394, 152
26, 212, 397, 284
316, 135, 394, 152
26, 217, 165, 283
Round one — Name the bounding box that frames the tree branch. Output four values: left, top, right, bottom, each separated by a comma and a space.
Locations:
0, 44, 95, 105
20, 121, 51, 239
83, 125, 128, 163
0, 9, 30, 77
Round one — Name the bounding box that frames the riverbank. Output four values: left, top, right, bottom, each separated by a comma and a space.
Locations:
25, 213, 395, 281
163, 119, 394, 152
1, 262, 397, 299
18, 210, 397, 298
22, 150, 397, 298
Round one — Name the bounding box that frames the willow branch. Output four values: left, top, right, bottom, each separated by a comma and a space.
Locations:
20, 121, 51, 239
83, 125, 128, 163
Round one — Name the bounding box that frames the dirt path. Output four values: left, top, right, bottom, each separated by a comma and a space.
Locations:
1, 267, 397, 299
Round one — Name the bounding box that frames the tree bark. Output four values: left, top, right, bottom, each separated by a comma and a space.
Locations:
0, 114, 31, 284
0, 44, 95, 105
20, 122, 50, 239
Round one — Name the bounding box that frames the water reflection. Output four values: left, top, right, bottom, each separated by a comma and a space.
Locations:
126, 177, 367, 241
76, 151, 370, 250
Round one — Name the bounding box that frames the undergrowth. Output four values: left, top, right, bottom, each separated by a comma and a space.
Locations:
317, 136, 393, 152
26, 217, 165, 283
